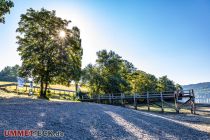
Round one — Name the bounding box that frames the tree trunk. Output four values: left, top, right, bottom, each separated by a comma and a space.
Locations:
68, 80, 71, 87
40, 77, 44, 97
43, 82, 48, 97
75, 82, 78, 96
41, 71, 49, 99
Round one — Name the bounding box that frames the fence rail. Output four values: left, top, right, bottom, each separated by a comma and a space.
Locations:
0, 83, 16, 87
0, 83, 75, 94
81, 90, 196, 114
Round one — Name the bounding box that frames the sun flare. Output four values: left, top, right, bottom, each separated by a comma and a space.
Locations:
59, 30, 66, 38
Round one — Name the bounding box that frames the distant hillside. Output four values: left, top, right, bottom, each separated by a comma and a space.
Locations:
182, 82, 210, 90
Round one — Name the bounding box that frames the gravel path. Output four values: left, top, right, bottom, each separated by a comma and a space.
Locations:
0, 96, 210, 140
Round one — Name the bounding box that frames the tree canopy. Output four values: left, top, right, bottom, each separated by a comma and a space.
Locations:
130, 70, 157, 93
0, 65, 19, 82
16, 8, 82, 98
82, 50, 178, 95
82, 50, 134, 94
157, 76, 176, 92
0, 0, 14, 23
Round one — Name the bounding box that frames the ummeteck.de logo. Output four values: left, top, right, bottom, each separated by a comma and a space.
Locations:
3, 130, 64, 137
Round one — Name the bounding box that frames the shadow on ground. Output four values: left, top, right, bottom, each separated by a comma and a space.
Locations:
0, 96, 209, 140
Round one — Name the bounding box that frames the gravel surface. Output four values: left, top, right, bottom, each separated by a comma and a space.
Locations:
0, 94, 210, 140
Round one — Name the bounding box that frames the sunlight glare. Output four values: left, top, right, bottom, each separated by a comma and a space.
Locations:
59, 30, 66, 38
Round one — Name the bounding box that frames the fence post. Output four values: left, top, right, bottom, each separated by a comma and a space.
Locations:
98, 95, 100, 103
123, 93, 125, 106
121, 93, 125, 107
160, 92, 164, 112
174, 91, 179, 113
147, 91, 150, 111
16, 84, 19, 95
121, 93, 123, 106
109, 94, 111, 104
191, 89, 196, 114
112, 94, 114, 104
97, 95, 99, 103
134, 93, 137, 110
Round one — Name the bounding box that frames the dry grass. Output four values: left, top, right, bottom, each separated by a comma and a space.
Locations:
0, 89, 37, 99
0, 89, 80, 101
124, 103, 192, 114
137, 105, 191, 114
0, 81, 14, 84
0, 81, 89, 94
0, 80, 86, 101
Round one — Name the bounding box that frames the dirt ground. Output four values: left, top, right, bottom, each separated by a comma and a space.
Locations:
0, 91, 210, 140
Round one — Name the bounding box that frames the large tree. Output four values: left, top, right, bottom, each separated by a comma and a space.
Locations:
82, 64, 104, 94
82, 50, 133, 94
157, 76, 176, 92
0, 0, 14, 23
16, 8, 82, 98
52, 26, 83, 92
130, 70, 157, 93
175, 84, 183, 91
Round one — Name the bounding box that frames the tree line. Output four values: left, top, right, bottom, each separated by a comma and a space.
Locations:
81, 50, 182, 95
0, 50, 183, 95
0, 65, 19, 82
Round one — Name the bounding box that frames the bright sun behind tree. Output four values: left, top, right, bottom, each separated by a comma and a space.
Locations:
59, 30, 66, 38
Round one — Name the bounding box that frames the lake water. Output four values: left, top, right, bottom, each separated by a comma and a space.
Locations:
194, 88, 210, 104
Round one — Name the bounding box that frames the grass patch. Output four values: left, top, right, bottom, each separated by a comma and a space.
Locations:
0, 89, 38, 99
127, 103, 192, 114
0, 86, 80, 102
0, 81, 89, 93
0, 81, 15, 85
0, 90, 80, 102
49, 98, 80, 102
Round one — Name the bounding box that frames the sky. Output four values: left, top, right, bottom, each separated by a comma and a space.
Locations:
0, 0, 210, 85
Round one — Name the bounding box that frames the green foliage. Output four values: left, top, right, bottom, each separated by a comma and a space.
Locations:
82, 50, 179, 95
16, 8, 82, 97
130, 70, 157, 93
82, 64, 104, 94
175, 84, 183, 91
0, 65, 19, 82
0, 0, 14, 23
157, 76, 176, 92
82, 50, 134, 94
52, 26, 83, 86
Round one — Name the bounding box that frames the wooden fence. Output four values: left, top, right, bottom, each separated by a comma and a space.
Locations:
0, 83, 196, 114
81, 90, 196, 114
0, 83, 75, 94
